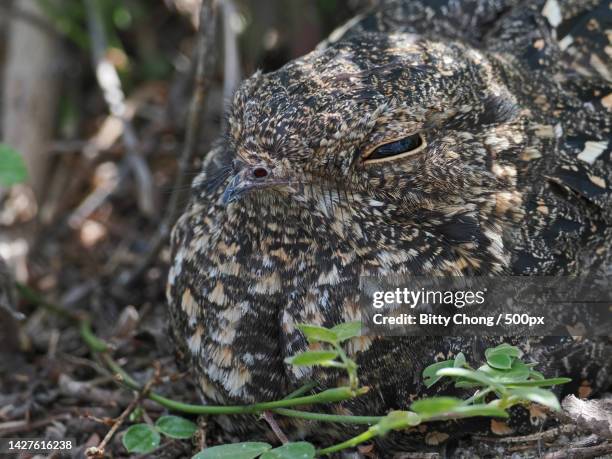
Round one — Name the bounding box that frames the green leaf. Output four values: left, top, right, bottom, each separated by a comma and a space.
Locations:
260, 442, 316, 459
155, 415, 197, 439
296, 324, 338, 344
506, 377, 571, 387
454, 380, 482, 389
129, 406, 144, 422
192, 442, 272, 459
478, 359, 530, 382
508, 387, 561, 411
507, 359, 532, 379
444, 403, 508, 419
453, 352, 466, 368
122, 424, 161, 454
375, 411, 421, 435
331, 322, 362, 342
436, 368, 504, 391
422, 360, 454, 388
284, 351, 339, 367
486, 353, 513, 370
410, 397, 462, 416
485, 344, 522, 360
313, 386, 362, 403
0, 144, 28, 186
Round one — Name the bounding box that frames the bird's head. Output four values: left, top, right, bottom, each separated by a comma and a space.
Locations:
218, 32, 525, 233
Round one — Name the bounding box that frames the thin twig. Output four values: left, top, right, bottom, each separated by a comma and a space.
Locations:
58, 373, 160, 411
0, 414, 72, 436
393, 454, 441, 459
82, 0, 155, 217
85, 368, 160, 458
119, 0, 219, 286
473, 424, 577, 443
543, 442, 612, 459
262, 411, 289, 445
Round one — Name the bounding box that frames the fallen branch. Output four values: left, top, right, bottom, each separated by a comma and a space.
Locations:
562, 394, 612, 440
473, 424, 577, 443
0, 413, 72, 436
58, 374, 160, 412
543, 442, 612, 459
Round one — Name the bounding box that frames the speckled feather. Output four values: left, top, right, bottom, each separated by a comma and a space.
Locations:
167, 0, 611, 451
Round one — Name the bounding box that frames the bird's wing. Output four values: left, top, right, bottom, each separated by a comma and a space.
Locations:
545, 156, 611, 221
554, 0, 612, 82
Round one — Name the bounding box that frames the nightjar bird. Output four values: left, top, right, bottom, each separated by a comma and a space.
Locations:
167, 0, 611, 450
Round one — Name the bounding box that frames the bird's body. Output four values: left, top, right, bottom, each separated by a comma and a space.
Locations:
167, 0, 611, 450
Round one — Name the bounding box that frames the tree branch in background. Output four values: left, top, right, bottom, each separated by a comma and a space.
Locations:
119, 0, 219, 286
220, 0, 241, 111
1, 0, 60, 203
0, 2, 60, 41
82, 0, 155, 218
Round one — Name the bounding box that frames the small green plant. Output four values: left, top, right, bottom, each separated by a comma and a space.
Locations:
285, 322, 363, 390
122, 415, 197, 453
16, 268, 574, 458
192, 441, 316, 459
119, 323, 567, 458
0, 144, 28, 186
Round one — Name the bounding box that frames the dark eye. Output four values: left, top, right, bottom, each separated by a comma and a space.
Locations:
364, 133, 425, 163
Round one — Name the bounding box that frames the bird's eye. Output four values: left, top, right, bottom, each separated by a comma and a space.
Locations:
363, 133, 425, 163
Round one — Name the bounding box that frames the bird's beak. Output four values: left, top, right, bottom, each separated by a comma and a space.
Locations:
222, 164, 289, 205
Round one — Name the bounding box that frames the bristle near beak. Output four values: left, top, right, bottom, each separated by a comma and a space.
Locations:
221, 164, 292, 205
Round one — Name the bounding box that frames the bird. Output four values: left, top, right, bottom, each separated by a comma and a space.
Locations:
166, 0, 611, 451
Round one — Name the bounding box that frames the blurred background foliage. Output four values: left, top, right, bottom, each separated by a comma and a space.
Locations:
38, 0, 363, 117
0, 0, 368, 310
28, 0, 361, 141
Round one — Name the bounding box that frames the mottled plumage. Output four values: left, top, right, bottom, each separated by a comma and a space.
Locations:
167, 0, 611, 451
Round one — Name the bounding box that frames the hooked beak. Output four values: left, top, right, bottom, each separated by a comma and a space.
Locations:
221, 164, 291, 205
